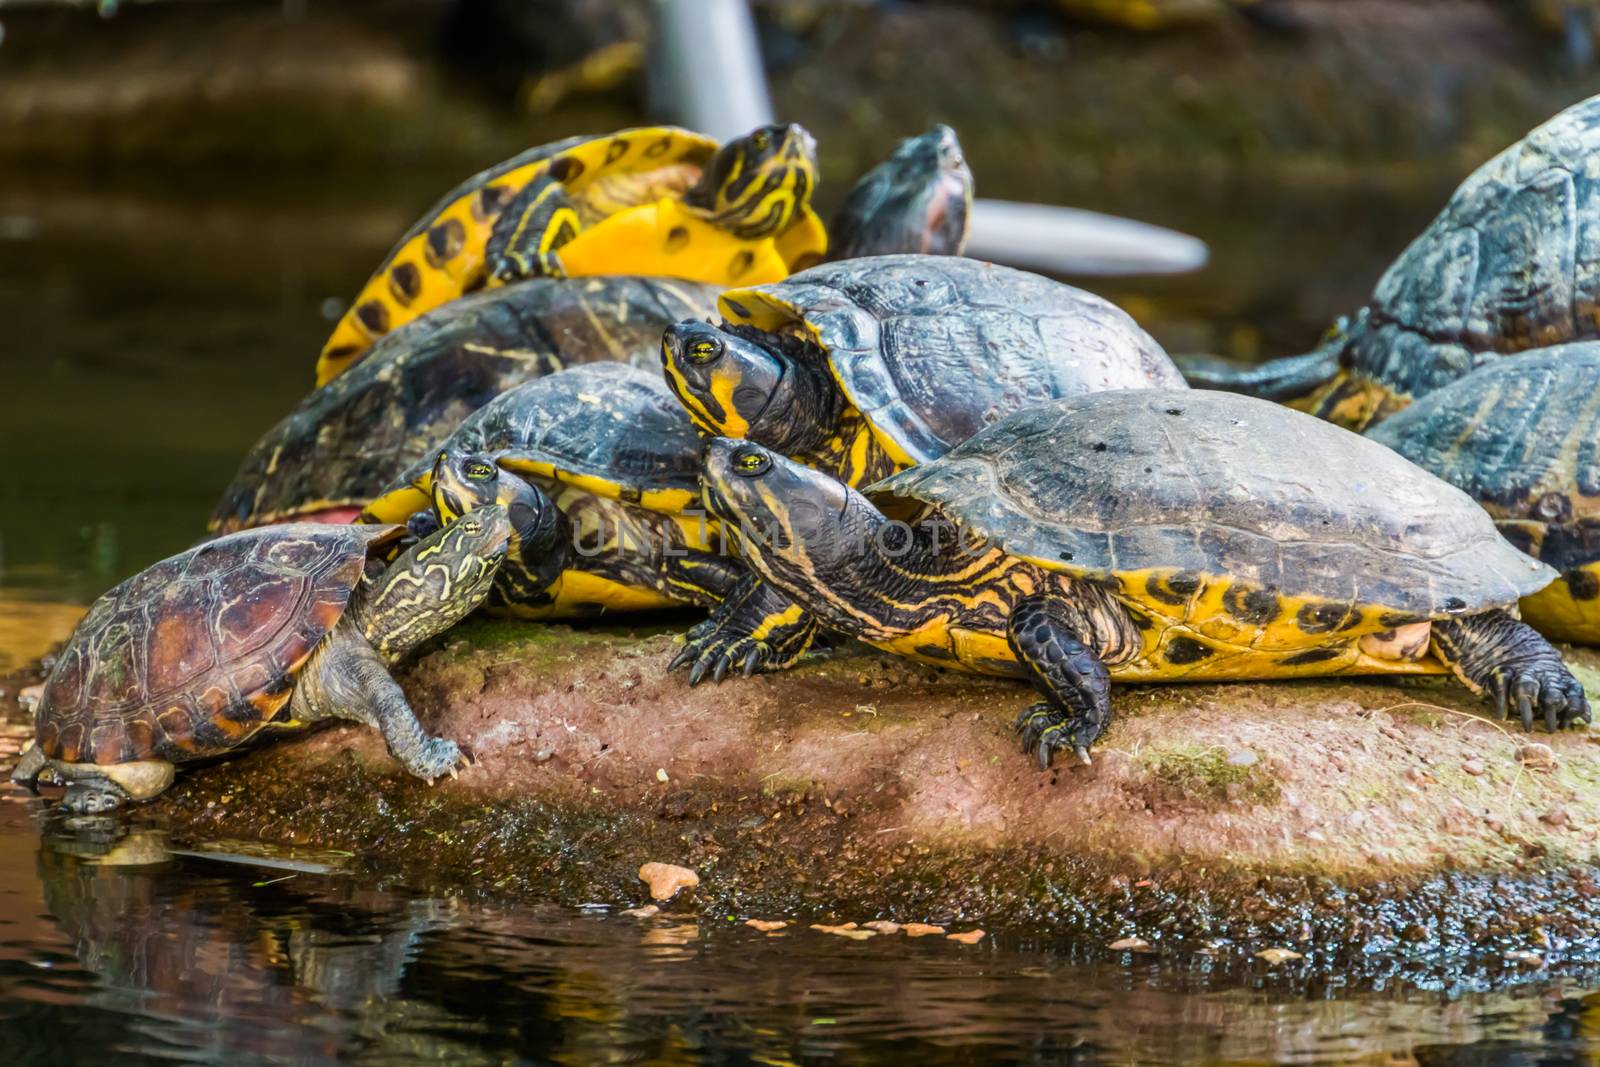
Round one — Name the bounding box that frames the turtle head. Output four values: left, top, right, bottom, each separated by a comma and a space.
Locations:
684, 123, 818, 240
662, 320, 840, 454
831, 124, 974, 258
432, 451, 566, 586
700, 439, 880, 599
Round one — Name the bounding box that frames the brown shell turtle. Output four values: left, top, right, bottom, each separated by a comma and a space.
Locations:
12, 511, 511, 813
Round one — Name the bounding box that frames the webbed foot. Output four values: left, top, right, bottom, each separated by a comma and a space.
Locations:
407, 737, 470, 784
1434, 611, 1591, 732
669, 577, 817, 685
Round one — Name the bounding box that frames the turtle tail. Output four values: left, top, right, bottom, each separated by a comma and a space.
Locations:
10, 742, 46, 792
1174, 347, 1341, 403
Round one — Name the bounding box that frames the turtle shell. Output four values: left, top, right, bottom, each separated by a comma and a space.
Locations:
319, 126, 718, 383
35, 524, 405, 768
1367, 342, 1600, 574
870, 389, 1552, 620
367, 364, 704, 522
213, 276, 718, 532
717, 254, 1183, 465
1336, 94, 1600, 405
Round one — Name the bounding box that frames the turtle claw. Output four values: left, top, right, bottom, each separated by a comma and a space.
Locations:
742, 647, 761, 678
1014, 703, 1103, 770
687, 657, 711, 688
667, 644, 694, 674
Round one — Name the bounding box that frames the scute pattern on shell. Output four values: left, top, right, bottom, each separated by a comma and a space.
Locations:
1368, 342, 1600, 572
34, 524, 401, 766
737, 254, 1183, 463
214, 277, 718, 531
870, 390, 1552, 616
1339, 94, 1600, 401
387, 364, 704, 495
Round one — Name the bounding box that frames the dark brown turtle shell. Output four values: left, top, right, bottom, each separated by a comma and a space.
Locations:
212, 275, 718, 532
35, 524, 404, 768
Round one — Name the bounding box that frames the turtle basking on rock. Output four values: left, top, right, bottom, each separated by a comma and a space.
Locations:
1367, 343, 1600, 646
214, 275, 718, 533
659, 253, 1183, 680
12, 511, 511, 813
697, 390, 1588, 767
318, 123, 826, 385
359, 367, 802, 657
1183, 92, 1600, 430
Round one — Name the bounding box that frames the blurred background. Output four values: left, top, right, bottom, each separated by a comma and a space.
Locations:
3, 0, 1600, 640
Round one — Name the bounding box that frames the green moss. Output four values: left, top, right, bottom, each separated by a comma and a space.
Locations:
1141, 744, 1280, 805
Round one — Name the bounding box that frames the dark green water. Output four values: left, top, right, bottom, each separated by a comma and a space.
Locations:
12, 162, 1600, 1064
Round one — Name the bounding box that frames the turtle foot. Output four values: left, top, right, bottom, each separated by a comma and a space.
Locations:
60, 781, 132, 815
1015, 703, 1099, 770
408, 737, 469, 784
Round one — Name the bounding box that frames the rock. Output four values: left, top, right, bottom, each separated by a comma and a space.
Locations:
811, 923, 875, 941
862, 920, 901, 934
745, 919, 787, 932
1504, 950, 1545, 968
639, 862, 699, 901
621, 904, 660, 919
1108, 936, 1151, 951
1541, 807, 1571, 828
1517, 743, 1557, 769
902, 923, 946, 937
947, 929, 986, 945
1226, 749, 1258, 767
1461, 758, 1486, 776
1254, 948, 1303, 964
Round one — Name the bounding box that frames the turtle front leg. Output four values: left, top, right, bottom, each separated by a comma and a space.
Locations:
299, 625, 469, 783
485, 175, 581, 283
669, 574, 820, 685
1008, 596, 1114, 768
1432, 610, 1590, 731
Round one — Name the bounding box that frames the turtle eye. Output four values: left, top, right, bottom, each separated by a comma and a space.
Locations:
687, 338, 723, 365
465, 462, 495, 481
732, 448, 771, 477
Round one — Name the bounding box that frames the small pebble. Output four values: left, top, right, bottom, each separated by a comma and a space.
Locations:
1517, 743, 1557, 769
862, 920, 901, 934
638, 862, 699, 900
1108, 936, 1151, 951
1505, 950, 1545, 968
1542, 806, 1571, 828
745, 919, 787, 932
902, 923, 946, 937
1461, 758, 1486, 776
947, 929, 985, 945
1255, 948, 1303, 964
1226, 749, 1258, 767
621, 905, 660, 919
655, 768, 669, 783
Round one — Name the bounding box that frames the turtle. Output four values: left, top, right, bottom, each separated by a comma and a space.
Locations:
317, 123, 825, 385
1049, 0, 1292, 30
1366, 342, 1600, 645
214, 275, 719, 533
658, 253, 1184, 681
10, 510, 512, 813
1182, 92, 1600, 431
695, 389, 1590, 768
357, 366, 803, 652
826, 125, 974, 261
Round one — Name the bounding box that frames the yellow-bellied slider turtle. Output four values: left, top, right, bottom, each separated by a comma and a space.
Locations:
214, 275, 718, 533
827, 125, 973, 260
318, 123, 825, 385
1368, 343, 1600, 644
659, 253, 1183, 681
1184, 93, 1600, 429
11, 511, 511, 812
697, 390, 1588, 767
359, 367, 804, 661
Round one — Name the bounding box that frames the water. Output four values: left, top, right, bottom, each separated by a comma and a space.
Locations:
8, 161, 1592, 1063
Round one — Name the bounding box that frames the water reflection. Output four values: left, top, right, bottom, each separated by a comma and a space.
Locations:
2, 807, 1600, 1065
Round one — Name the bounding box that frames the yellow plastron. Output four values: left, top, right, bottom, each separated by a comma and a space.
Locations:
553, 199, 825, 287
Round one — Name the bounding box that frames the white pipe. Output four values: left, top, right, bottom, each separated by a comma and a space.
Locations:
966, 199, 1209, 276
652, 0, 774, 142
